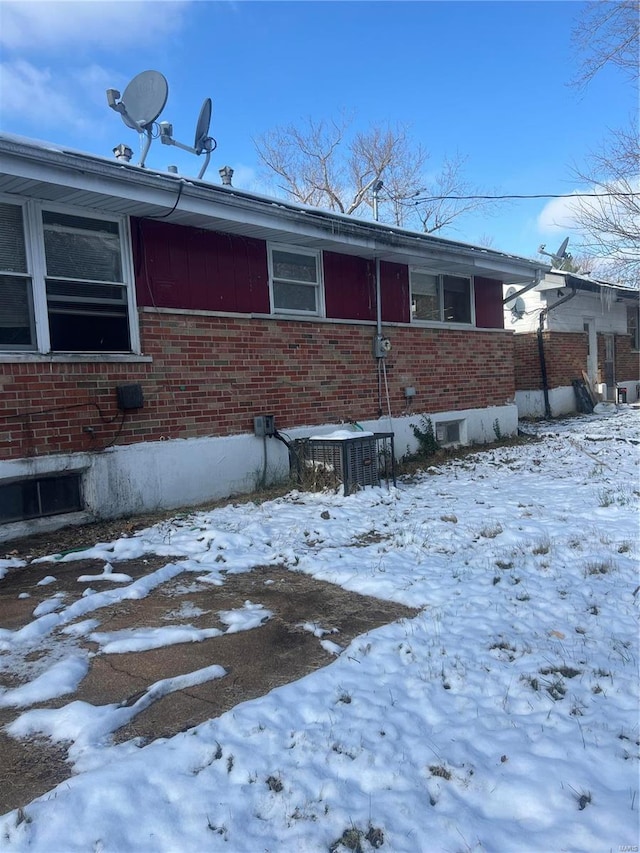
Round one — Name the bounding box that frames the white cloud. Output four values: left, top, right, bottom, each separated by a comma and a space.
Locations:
0, 60, 114, 134
536, 193, 581, 235
1, 1, 190, 52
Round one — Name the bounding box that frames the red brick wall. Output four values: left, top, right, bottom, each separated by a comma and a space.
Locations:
1, 314, 514, 460
513, 331, 588, 390
612, 335, 639, 381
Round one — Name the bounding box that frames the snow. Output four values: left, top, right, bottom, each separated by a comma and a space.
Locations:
0, 408, 638, 852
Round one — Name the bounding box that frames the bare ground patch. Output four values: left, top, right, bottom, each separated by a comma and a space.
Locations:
0, 554, 417, 816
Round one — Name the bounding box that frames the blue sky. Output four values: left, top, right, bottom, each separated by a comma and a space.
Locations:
0, 1, 634, 260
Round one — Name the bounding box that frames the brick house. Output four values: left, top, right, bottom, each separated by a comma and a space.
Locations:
504, 271, 640, 417
0, 134, 543, 540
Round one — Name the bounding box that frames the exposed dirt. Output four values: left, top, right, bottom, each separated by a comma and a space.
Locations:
0, 524, 417, 816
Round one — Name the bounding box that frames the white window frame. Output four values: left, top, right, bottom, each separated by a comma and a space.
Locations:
267, 242, 324, 317
0, 195, 140, 355
410, 268, 476, 326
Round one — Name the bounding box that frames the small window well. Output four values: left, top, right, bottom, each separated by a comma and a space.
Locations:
289, 432, 395, 496
0, 474, 82, 524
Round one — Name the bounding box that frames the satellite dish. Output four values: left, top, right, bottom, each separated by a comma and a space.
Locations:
538, 237, 570, 267
194, 98, 212, 154
159, 96, 217, 180
120, 70, 168, 130
106, 70, 168, 168
513, 296, 526, 319
554, 237, 570, 262
504, 287, 525, 320
504, 286, 518, 310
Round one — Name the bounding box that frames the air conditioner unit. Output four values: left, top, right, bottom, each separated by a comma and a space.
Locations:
289, 433, 396, 496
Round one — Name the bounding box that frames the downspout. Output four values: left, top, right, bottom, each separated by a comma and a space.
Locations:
375, 257, 383, 417
537, 287, 577, 419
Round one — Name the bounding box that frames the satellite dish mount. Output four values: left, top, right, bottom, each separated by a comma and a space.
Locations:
158, 97, 217, 180
107, 70, 168, 167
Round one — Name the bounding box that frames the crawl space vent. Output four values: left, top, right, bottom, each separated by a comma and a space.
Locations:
289, 432, 395, 496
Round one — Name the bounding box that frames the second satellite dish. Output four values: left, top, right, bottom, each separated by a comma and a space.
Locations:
159, 97, 217, 179
194, 98, 212, 154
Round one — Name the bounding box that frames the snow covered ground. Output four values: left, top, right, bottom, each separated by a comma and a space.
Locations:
0, 408, 638, 852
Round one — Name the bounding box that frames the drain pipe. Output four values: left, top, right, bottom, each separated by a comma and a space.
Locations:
537, 287, 577, 418
375, 258, 384, 417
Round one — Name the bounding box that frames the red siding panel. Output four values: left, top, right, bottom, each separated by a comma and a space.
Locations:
381, 262, 410, 323
323, 252, 376, 320
132, 218, 270, 314
474, 277, 504, 329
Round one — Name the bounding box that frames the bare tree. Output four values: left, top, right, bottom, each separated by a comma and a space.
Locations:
568, 2, 639, 284
393, 151, 499, 233
254, 116, 493, 234
571, 0, 639, 88
572, 124, 640, 285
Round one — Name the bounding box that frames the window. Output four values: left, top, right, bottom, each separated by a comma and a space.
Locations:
410, 270, 474, 324
628, 305, 639, 350
0, 474, 82, 523
269, 244, 323, 315
410, 272, 440, 321
0, 198, 137, 354
0, 202, 35, 348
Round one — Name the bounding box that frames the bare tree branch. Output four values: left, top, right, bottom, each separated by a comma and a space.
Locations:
571, 124, 640, 284
571, 0, 639, 88
255, 116, 493, 234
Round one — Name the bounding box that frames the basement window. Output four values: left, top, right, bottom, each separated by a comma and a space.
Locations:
436, 420, 463, 446
268, 244, 323, 316
0, 474, 82, 524
0, 197, 139, 354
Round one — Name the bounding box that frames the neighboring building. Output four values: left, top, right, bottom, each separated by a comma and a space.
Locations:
504, 270, 640, 418
0, 134, 543, 540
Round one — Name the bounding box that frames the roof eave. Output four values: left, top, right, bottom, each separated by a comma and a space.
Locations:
0, 135, 545, 284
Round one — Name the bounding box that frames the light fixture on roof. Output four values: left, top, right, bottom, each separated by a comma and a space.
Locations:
112, 144, 133, 163
372, 179, 384, 221
219, 165, 234, 186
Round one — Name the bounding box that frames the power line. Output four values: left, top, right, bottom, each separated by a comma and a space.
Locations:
405, 190, 637, 203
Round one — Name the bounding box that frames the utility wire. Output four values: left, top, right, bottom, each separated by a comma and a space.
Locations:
405, 191, 637, 203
